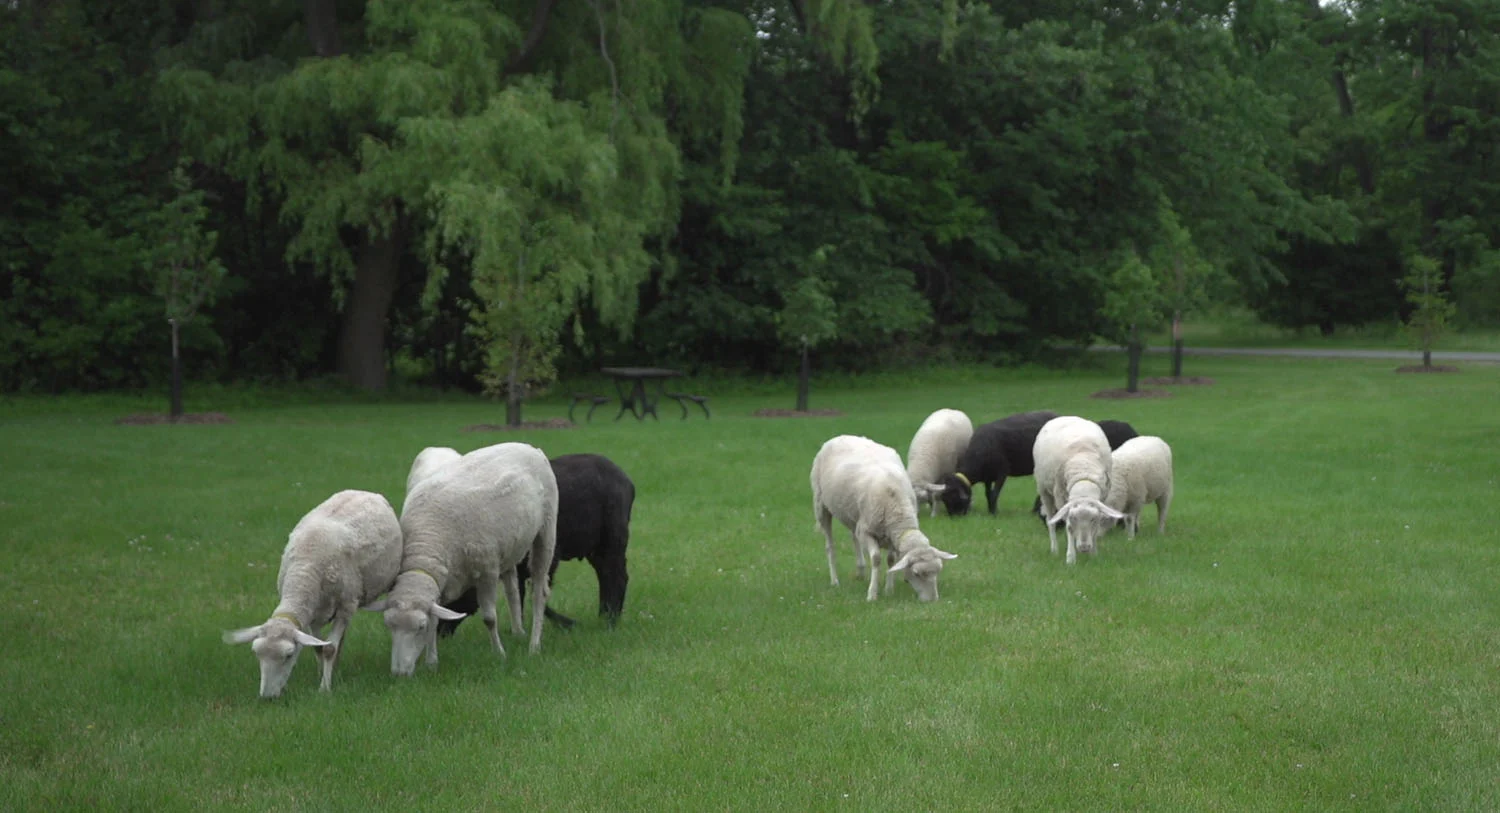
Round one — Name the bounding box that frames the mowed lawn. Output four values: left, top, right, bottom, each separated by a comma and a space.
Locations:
1, 356, 1497, 810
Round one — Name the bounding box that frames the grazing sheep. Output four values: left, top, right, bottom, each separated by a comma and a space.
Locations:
439, 453, 636, 635
905, 408, 970, 517
404, 446, 460, 510
366, 442, 558, 676
811, 435, 957, 602
1032, 419, 1139, 519
1103, 436, 1173, 539
936, 410, 1059, 516
223, 490, 402, 698
1033, 416, 1126, 565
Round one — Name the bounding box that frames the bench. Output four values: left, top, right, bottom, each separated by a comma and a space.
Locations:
568, 393, 612, 423
666, 392, 710, 420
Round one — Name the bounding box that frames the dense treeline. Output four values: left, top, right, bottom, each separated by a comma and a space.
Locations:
3, 0, 1498, 399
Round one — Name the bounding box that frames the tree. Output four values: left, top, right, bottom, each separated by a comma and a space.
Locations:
1101, 251, 1166, 393
1400, 254, 1456, 368
776, 256, 838, 411
146, 160, 227, 420
1154, 204, 1225, 378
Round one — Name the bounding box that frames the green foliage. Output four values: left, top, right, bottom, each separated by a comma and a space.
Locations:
775, 259, 838, 350
1100, 250, 1167, 344
1400, 254, 1456, 357
146, 161, 228, 327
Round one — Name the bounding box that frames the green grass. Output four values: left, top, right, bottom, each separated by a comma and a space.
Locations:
3, 355, 1498, 810
1147, 307, 1500, 353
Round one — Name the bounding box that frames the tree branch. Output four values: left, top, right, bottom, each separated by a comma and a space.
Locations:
590, 0, 621, 141
505, 0, 562, 77
304, 0, 342, 57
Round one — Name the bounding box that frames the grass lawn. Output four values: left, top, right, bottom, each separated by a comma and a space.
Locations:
2, 355, 1497, 810
1146, 307, 1500, 353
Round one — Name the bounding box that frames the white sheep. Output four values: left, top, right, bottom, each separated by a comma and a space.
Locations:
905, 408, 970, 516
1033, 416, 1126, 565
404, 446, 460, 510
223, 490, 403, 698
811, 435, 957, 602
366, 442, 558, 676
1103, 436, 1174, 539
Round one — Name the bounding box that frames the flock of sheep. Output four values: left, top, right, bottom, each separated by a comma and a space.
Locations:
224, 409, 1172, 698
819, 409, 1175, 604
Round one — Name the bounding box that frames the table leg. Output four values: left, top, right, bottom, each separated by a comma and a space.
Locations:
612, 378, 635, 421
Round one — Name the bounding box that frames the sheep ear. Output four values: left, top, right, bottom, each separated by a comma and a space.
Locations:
887, 552, 915, 573
223, 625, 263, 645
362, 598, 390, 612
1097, 501, 1126, 521
1047, 505, 1071, 527
431, 604, 467, 621
932, 548, 957, 560
926, 483, 947, 495
294, 630, 331, 648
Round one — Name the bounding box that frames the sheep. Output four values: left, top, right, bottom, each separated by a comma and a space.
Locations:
1033, 416, 1126, 565
1103, 436, 1174, 539
1031, 419, 1139, 519
223, 490, 402, 698
404, 446, 460, 510
936, 410, 1059, 516
437, 453, 636, 635
811, 435, 957, 602
365, 442, 558, 676
905, 408, 970, 517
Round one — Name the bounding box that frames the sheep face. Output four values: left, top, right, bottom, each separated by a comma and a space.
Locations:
888, 545, 958, 602
222, 619, 330, 699
383, 602, 435, 677
936, 473, 973, 516
1049, 498, 1125, 559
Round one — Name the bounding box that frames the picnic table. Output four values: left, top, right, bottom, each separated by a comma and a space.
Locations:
601, 367, 684, 421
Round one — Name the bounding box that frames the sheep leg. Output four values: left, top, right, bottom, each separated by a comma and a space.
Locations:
1065, 530, 1078, 566
863, 535, 883, 601
884, 550, 897, 595
1157, 492, 1171, 533
501, 569, 525, 637
1126, 513, 1138, 540
818, 506, 840, 587
1039, 492, 1059, 555
591, 551, 627, 625
424, 622, 440, 666
986, 476, 1005, 515
527, 529, 554, 655
317, 614, 350, 692
477, 577, 507, 658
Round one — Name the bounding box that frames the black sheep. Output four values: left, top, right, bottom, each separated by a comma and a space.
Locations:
1031, 419, 1140, 519
937, 410, 1059, 516
438, 453, 635, 635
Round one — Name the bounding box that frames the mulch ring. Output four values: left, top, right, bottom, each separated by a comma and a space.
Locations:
752, 408, 845, 418
1142, 376, 1216, 386
464, 418, 576, 431
1090, 389, 1172, 399
1395, 364, 1460, 373
115, 412, 234, 425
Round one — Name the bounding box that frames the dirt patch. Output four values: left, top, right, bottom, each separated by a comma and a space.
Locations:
115, 412, 235, 425
1395, 364, 1460, 373
464, 418, 576, 431
1090, 389, 1172, 400
752, 408, 845, 418
1142, 376, 1216, 386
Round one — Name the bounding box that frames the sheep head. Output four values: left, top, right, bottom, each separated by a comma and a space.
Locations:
936, 472, 973, 516
911, 482, 947, 506
364, 572, 467, 677
887, 543, 958, 602
1048, 498, 1125, 556
222, 615, 330, 699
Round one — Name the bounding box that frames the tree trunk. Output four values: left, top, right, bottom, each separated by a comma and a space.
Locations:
169, 318, 183, 422
506, 344, 524, 427
1171, 310, 1184, 379
304, 0, 342, 57
1423, 348, 1432, 368
1126, 324, 1141, 394
336, 225, 405, 391
795, 340, 810, 412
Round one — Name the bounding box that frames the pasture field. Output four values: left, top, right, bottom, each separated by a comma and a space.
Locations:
2, 356, 1497, 810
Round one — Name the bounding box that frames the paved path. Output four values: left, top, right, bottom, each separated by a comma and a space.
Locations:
1092, 345, 1500, 363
